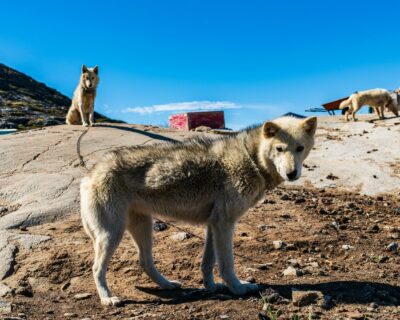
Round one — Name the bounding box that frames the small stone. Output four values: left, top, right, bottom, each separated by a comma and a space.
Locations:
342, 244, 353, 250
377, 256, 389, 263
257, 263, 272, 270
292, 290, 323, 306
280, 194, 290, 201
386, 242, 398, 252
318, 294, 333, 310
0, 300, 12, 314
368, 302, 378, 311
245, 276, 255, 283
288, 259, 299, 267
345, 311, 364, 319
153, 220, 168, 232
73, 292, 92, 300
395, 207, 400, 215
63, 313, 78, 318
0, 283, 12, 297
219, 315, 229, 319
283, 266, 302, 277
273, 240, 286, 250
258, 224, 268, 231
170, 232, 191, 241
368, 224, 380, 233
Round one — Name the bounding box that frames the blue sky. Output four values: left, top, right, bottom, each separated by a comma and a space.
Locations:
1, 1, 400, 129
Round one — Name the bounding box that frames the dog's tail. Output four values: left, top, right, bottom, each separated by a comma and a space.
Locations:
339, 96, 353, 110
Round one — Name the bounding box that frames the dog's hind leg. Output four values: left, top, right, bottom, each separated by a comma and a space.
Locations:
127, 212, 181, 290
93, 227, 124, 306
211, 221, 259, 295
201, 225, 226, 292
81, 179, 126, 306
66, 107, 80, 125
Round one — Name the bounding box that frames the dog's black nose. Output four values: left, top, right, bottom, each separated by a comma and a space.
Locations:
287, 170, 298, 180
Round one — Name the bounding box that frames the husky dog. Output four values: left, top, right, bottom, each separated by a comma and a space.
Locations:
80, 116, 317, 306
66, 65, 99, 126
339, 88, 398, 121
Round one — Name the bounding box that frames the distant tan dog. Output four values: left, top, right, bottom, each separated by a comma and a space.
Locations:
80, 116, 317, 306
66, 65, 99, 126
339, 88, 398, 121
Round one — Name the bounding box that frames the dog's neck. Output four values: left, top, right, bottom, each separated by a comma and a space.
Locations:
242, 127, 283, 189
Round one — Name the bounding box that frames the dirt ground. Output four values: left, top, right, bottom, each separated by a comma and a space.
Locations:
2, 186, 400, 320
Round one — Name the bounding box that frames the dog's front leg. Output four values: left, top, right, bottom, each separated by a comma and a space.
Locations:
79, 101, 89, 127
201, 225, 226, 292
211, 221, 259, 295
89, 110, 95, 126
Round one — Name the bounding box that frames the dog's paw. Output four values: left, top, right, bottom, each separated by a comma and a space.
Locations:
204, 282, 227, 292
229, 282, 260, 295
100, 296, 122, 306
83, 123, 89, 127
159, 280, 182, 290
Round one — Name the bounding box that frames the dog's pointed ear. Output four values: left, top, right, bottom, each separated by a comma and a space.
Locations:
302, 117, 317, 135
82, 65, 88, 73
262, 121, 280, 138
93, 65, 99, 74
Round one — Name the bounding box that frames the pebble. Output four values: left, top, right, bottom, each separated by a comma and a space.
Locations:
345, 311, 364, 319
257, 263, 272, 270
368, 224, 380, 233
0, 283, 12, 297
219, 315, 229, 319
63, 313, 78, 318
73, 292, 92, 300
291, 290, 323, 306
273, 240, 286, 249
386, 242, 398, 252
283, 266, 302, 277
0, 300, 12, 314
258, 224, 268, 231
170, 232, 191, 241
153, 220, 168, 232
288, 258, 299, 267
342, 244, 354, 250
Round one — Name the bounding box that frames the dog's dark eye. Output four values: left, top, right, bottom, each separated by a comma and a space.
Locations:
296, 146, 304, 152
91, 77, 95, 80
276, 146, 284, 152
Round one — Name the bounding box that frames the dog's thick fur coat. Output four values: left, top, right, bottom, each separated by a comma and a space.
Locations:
80, 116, 317, 306
66, 65, 99, 126
339, 88, 398, 121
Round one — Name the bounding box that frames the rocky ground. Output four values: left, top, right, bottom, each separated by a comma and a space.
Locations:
1, 186, 399, 319
0, 116, 399, 319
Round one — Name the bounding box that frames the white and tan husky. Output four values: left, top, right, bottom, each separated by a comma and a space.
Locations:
80, 116, 317, 306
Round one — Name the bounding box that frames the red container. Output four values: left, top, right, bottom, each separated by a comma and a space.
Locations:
169, 111, 225, 131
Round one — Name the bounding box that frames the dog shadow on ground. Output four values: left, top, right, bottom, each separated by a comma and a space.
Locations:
120, 281, 400, 307
367, 115, 399, 123
96, 123, 178, 143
